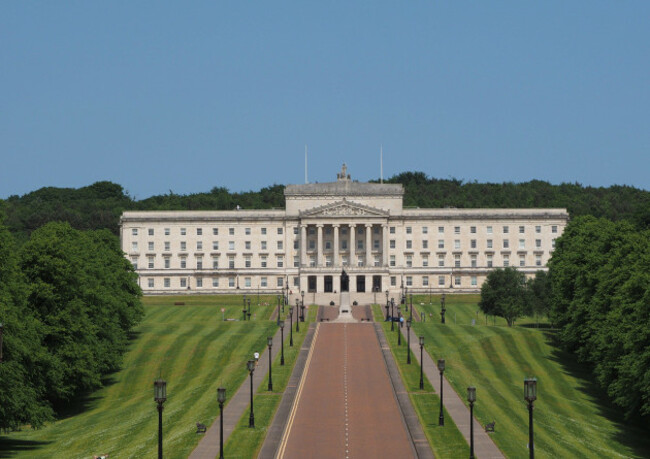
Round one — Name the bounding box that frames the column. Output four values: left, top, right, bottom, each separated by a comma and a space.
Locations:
365, 224, 373, 266
300, 224, 307, 267
349, 224, 356, 268
333, 224, 340, 267
382, 224, 389, 266
317, 224, 323, 267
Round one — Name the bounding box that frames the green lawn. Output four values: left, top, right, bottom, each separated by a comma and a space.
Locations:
0, 295, 281, 458
225, 306, 317, 458
410, 294, 650, 458
372, 304, 470, 458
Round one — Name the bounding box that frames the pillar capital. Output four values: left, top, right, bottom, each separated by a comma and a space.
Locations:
365, 223, 373, 228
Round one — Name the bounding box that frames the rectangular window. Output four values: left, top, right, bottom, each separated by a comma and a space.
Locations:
131, 257, 138, 269
406, 255, 412, 268
390, 255, 396, 267
520, 255, 526, 267
470, 239, 477, 249
535, 239, 542, 248
325, 256, 332, 267
293, 227, 298, 235
294, 256, 299, 268
261, 227, 267, 235
519, 226, 525, 234
132, 228, 138, 236
357, 240, 363, 250
454, 240, 460, 250
228, 256, 235, 269
422, 276, 429, 286
454, 254, 461, 268
503, 226, 509, 234
180, 258, 186, 268
487, 226, 493, 234
294, 240, 299, 250
422, 226, 428, 234
487, 239, 493, 249
164, 278, 170, 288
165, 228, 170, 236
277, 256, 284, 268
213, 241, 219, 250
148, 278, 154, 288
438, 275, 445, 286
390, 240, 396, 249
536, 255, 542, 266
519, 239, 525, 249
309, 256, 316, 267
213, 277, 219, 287
391, 276, 397, 287
196, 278, 203, 288
197, 241, 203, 250
471, 276, 477, 286
180, 241, 186, 251
245, 227, 251, 235
261, 241, 267, 250
245, 256, 251, 268
229, 228, 235, 236
341, 240, 348, 250
261, 277, 268, 287
470, 226, 476, 234
438, 226, 445, 234
164, 258, 170, 269
422, 255, 429, 267
197, 228, 203, 236
438, 240, 445, 249
180, 228, 186, 236
471, 255, 477, 268
212, 257, 219, 269
390, 227, 396, 234
148, 256, 154, 269
131, 241, 138, 251
245, 277, 251, 288
228, 277, 235, 288
503, 239, 510, 249
374, 256, 380, 267
148, 228, 154, 236
197, 258, 203, 269
406, 276, 413, 287
454, 226, 460, 234
357, 257, 364, 267
503, 255, 510, 267
213, 228, 219, 235
277, 277, 284, 287
293, 276, 299, 287
406, 240, 412, 249
148, 241, 154, 251
552, 238, 556, 249
164, 241, 170, 251
535, 225, 541, 233
277, 241, 283, 250
277, 227, 283, 235
422, 240, 428, 249
552, 225, 558, 233
325, 241, 331, 250
487, 254, 493, 268
245, 241, 251, 250
373, 226, 379, 234
455, 276, 461, 286
229, 241, 235, 250
261, 256, 267, 268
406, 226, 412, 234
438, 254, 445, 267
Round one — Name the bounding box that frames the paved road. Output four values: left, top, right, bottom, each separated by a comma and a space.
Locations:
278, 323, 416, 459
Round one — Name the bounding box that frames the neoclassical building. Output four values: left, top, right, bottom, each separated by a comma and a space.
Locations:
120, 166, 568, 301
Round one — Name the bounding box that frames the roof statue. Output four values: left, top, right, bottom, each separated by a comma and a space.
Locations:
337, 163, 351, 181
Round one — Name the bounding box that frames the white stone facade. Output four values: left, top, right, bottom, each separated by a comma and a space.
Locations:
120, 166, 568, 298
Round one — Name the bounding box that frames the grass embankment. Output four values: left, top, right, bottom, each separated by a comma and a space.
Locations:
225, 305, 317, 458
0, 295, 280, 458
371, 304, 469, 458
411, 294, 650, 458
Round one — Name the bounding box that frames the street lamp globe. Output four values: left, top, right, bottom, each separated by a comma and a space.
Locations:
154, 378, 167, 403
267, 336, 273, 347
247, 359, 255, 373
524, 378, 537, 402
438, 359, 445, 372
467, 386, 476, 403
279, 320, 285, 330
217, 386, 227, 404
419, 336, 424, 347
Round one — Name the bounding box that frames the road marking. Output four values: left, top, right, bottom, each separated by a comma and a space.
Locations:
276, 323, 320, 459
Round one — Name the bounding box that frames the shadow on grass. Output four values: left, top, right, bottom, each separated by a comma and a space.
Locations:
517, 323, 555, 329
0, 438, 52, 458
544, 331, 650, 458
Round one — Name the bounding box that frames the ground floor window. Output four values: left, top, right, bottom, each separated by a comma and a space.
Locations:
164, 278, 170, 288
196, 277, 203, 288
454, 276, 461, 286
277, 277, 284, 287
228, 277, 235, 288
293, 276, 299, 287
261, 277, 267, 287
148, 278, 154, 288
438, 275, 445, 286
245, 277, 251, 287
422, 276, 429, 286
471, 276, 477, 286
212, 277, 219, 287
406, 276, 412, 287
390, 276, 396, 286
180, 278, 187, 288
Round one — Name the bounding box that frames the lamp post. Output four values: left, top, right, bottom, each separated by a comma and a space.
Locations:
289, 306, 294, 346
267, 337, 273, 391
153, 377, 167, 459
440, 293, 446, 324
390, 298, 395, 331
524, 378, 537, 458
300, 291, 306, 322
397, 310, 402, 346
279, 320, 285, 365
408, 292, 412, 313
419, 336, 424, 390
277, 295, 282, 325
295, 299, 300, 332
247, 299, 252, 321
468, 386, 476, 459
409, 293, 413, 321
406, 318, 412, 364
247, 360, 255, 428
217, 387, 226, 459
438, 359, 445, 426
385, 290, 390, 321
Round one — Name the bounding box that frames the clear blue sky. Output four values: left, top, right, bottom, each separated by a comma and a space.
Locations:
1, 2, 649, 199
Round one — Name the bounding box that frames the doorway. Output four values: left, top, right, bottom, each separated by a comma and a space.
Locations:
308, 275, 317, 293
324, 275, 333, 293
356, 275, 366, 293
372, 275, 382, 293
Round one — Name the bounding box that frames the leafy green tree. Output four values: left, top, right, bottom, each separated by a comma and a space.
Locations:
479, 267, 527, 326
526, 270, 551, 323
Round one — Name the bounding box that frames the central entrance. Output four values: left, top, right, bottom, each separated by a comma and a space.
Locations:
340, 270, 349, 292
356, 275, 366, 293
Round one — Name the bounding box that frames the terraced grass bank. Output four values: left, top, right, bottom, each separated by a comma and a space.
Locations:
0, 295, 280, 458
411, 294, 650, 458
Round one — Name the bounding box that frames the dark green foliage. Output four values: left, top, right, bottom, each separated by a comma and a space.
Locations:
478, 267, 527, 326
526, 270, 551, 319
548, 216, 650, 419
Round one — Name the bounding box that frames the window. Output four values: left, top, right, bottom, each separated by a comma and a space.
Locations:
309, 256, 316, 267
262, 241, 267, 250
438, 226, 445, 234
438, 240, 445, 249
261, 277, 268, 287
422, 276, 429, 286
390, 255, 396, 267
294, 256, 299, 268
308, 240, 315, 250
471, 276, 477, 286
470, 239, 477, 249
244, 277, 251, 288
552, 225, 558, 233
180, 278, 187, 288
131, 241, 138, 251
277, 277, 284, 287
406, 255, 413, 267
391, 276, 397, 287
357, 240, 363, 250
277, 241, 283, 250
212, 277, 219, 287
164, 241, 170, 251
148, 228, 154, 236
309, 227, 315, 235
164, 258, 170, 269
180, 257, 187, 268
519, 239, 525, 249
197, 241, 203, 250
228, 256, 235, 269
245, 241, 251, 250
197, 258, 203, 269
454, 226, 460, 234
487, 239, 493, 249
390, 240, 396, 249
180, 228, 186, 236
277, 227, 283, 235
374, 256, 380, 267
535, 239, 542, 248
487, 226, 493, 234
487, 254, 493, 268
261, 256, 267, 268
422, 255, 429, 267
471, 255, 477, 268
438, 254, 445, 267
373, 239, 380, 250
325, 256, 332, 267
245, 256, 251, 268
132, 228, 138, 236
503, 239, 510, 249
245, 227, 251, 235
341, 240, 348, 250
197, 228, 202, 236
503, 255, 510, 267
148, 241, 154, 251
390, 227, 396, 234
454, 254, 461, 268
229, 241, 235, 250
261, 228, 267, 235
165, 228, 170, 236
228, 277, 235, 288
277, 256, 284, 268
213, 241, 219, 250
131, 257, 138, 269
294, 240, 299, 250
535, 225, 541, 233
212, 257, 219, 269
293, 227, 298, 235
454, 276, 461, 286
519, 255, 526, 267
454, 240, 460, 250
536, 255, 542, 266
406, 227, 412, 234
438, 276, 445, 286
422, 240, 428, 249
148, 256, 154, 269
503, 226, 509, 234
470, 226, 476, 234
213, 228, 218, 235
373, 226, 379, 234
406, 240, 412, 249
406, 276, 413, 287
552, 238, 557, 249
293, 276, 299, 287
164, 278, 170, 288
357, 257, 364, 267
180, 241, 186, 251
358, 227, 363, 235
148, 278, 154, 288
422, 226, 428, 234
196, 278, 203, 288
342, 256, 348, 266
229, 228, 235, 236
519, 226, 525, 234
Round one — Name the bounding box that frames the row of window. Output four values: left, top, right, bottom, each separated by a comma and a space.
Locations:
398, 238, 556, 250
395, 225, 558, 235
132, 227, 286, 237
391, 253, 544, 268
130, 240, 286, 252
150, 276, 287, 289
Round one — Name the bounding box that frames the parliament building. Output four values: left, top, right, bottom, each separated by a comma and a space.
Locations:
120, 165, 568, 302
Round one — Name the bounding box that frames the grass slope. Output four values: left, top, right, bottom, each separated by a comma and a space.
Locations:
411, 294, 650, 458
0, 295, 280, 458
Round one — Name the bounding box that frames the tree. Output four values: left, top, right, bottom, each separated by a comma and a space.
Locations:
526, 270, 551, 324
479, 267, 527, 326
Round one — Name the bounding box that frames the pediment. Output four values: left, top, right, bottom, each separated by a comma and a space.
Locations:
300, 199, 388, 218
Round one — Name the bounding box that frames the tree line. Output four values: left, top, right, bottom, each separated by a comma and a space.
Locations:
0, 220, 143, 431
